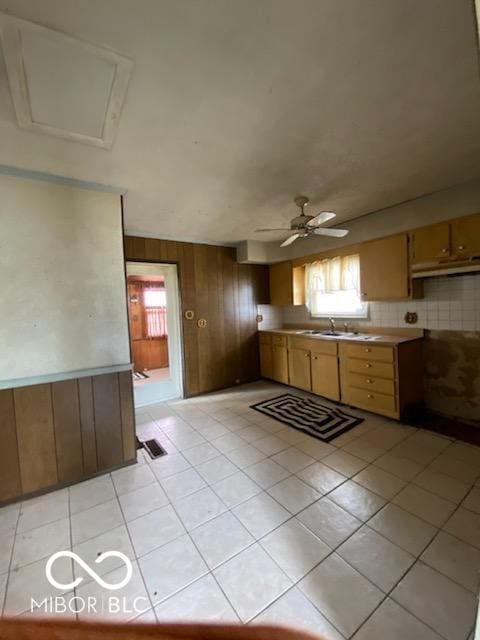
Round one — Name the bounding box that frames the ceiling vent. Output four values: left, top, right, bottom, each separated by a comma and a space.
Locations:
0, 12, 133, 148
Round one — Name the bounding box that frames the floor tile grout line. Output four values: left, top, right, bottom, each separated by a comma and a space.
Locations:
109, 474, 157, 622
67, 481, 78, 622
0, 504, 21, 617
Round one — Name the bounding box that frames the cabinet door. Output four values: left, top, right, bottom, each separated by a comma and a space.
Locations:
272, 345, 289, 384
259, 343, 273, 379
360, 234, 410, 300
269, 261, 293, 305
311, 353, 339, 401
288, 348, 311, 391
450, 216, 480, 259
410, 223, 450, 264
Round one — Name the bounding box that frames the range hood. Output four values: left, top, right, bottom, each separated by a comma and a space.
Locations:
412, 261, 480, 279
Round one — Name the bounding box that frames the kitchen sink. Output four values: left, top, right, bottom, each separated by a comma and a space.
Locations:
294, 330, 382, 341
295, 329, 324, 335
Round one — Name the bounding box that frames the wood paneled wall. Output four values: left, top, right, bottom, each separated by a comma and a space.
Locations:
0, 371, 135, 504
124, 237, 269, 396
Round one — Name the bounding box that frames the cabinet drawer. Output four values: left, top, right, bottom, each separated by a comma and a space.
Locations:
343, 343, 394, 363
347, 372, 395, 396
347, 358, 395, 379
347, 386, 397, 415
272, 334, 287, 347
259, 332, 272, 345
289, 336, 337, 355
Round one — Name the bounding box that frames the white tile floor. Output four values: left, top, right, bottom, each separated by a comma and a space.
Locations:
1, 380, 479, 639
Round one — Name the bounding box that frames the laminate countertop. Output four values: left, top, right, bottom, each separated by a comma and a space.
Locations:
259, 328, 423, 346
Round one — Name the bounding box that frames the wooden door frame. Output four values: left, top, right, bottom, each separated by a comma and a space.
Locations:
126, 261, 184, 404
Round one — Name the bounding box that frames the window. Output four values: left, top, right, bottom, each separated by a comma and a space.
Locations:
143, 287, 167, 337
144, 289, 166, 308
305, 254, 368, 318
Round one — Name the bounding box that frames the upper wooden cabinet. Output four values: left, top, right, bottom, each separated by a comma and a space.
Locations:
410, 223, 451, 264
450, 216, 480, 259
410, 215, 480, 266
269, 261, 305, 306
359, 234, 411, 300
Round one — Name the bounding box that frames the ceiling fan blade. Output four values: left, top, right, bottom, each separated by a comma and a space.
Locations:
280, 233, 300, 247
313, 228, 349, 237
255, 228, 293, 232
306, 211, 337, 227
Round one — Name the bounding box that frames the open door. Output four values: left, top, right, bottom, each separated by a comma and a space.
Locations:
126, 262, 183, 405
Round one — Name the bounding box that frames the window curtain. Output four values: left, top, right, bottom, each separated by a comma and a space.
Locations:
138, 282, 168, 338
305, 254, 363, 316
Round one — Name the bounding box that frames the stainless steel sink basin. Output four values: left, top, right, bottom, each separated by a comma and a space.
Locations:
293, 329, 383, 341
295, 330, 324, 335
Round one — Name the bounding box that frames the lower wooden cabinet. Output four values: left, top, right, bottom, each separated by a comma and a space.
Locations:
259, 331, 423, 420
259, 342, 273, 379
272, 345, 289, 384
339, 340, 423, 419
311, 352, 340, 401
288, 348, 311, 391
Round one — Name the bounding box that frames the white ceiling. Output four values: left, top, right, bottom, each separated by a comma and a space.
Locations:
0, 0, 479, 245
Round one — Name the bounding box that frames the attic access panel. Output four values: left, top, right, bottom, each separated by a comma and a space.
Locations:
0, 12, 133, 148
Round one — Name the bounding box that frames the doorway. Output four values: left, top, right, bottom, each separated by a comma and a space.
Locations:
126, 262, 183, 406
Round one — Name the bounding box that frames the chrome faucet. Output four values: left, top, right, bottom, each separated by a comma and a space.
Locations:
329, 318, 335, 333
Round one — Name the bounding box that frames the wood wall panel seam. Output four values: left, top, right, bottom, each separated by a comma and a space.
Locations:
0, 389, 22, 501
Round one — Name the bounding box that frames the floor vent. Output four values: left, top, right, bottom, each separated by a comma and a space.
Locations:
141, 439, 168, 459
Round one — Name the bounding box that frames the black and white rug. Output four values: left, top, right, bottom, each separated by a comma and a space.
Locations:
251, 394, 363, 443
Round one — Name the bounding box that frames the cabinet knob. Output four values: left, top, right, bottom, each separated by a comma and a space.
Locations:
458, 245, 465, 250
305, 353, 310, 358
365, 363, 371, 368
365, 348, 371, 352
366, 378, 372, 383
441, 248, 448, 253
313, 356, 318, 360
367, 394, 373, 399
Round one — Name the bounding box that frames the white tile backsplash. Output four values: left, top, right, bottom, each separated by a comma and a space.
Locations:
260, 274, 480, 332
257, 304, 283, 330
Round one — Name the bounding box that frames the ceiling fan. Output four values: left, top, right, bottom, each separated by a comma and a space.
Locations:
255, 196, 349, 247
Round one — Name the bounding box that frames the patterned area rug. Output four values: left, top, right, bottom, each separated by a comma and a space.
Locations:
251, 394, 363, 443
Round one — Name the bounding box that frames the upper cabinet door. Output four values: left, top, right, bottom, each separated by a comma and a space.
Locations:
359, 234, 410, 300
450, 216, 480, 259
410, 223, 450, 264
269, 261, 294, 305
